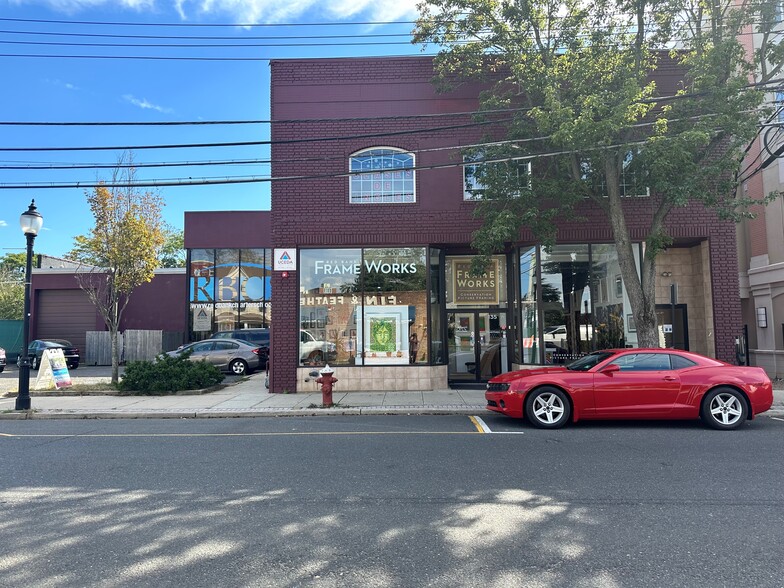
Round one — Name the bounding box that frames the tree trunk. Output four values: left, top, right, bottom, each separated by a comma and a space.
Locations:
604, 157, 660, 348
111, 326, 120, 385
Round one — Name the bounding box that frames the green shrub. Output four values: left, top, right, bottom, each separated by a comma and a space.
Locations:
119, 352, 224, 394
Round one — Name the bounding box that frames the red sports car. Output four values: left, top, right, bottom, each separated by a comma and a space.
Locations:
485, 349, 773, 430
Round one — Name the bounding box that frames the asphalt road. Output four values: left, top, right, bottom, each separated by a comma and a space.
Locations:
1, 415, 783, 588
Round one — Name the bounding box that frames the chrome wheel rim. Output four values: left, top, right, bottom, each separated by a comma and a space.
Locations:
709, 393, 743, 426
231, 362, 245, 375
532, 393, 565, 425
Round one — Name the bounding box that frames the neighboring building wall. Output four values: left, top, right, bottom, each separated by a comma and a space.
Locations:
738, 11, 784, 378
31, 269, 187, 348
269, 56, 743, 392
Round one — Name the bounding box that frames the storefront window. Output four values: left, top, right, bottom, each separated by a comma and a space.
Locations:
188, 248, 273, 340
591, 244, 640, 350
299, 249, 361, 366
189, 248, 215, 339
519, 247, 538, 364
445, 255, 508, 309
238, 248, 270, 328
214, 249, 240, 331
540, 245, 592, 363
298, 247, 428, 367
430, 248, 445, 364
360, 248, 428, 365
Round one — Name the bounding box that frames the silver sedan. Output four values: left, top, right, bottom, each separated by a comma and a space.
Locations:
167, 338, 262, 376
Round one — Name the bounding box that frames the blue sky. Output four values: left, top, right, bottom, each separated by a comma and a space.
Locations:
0, 0, 423, 257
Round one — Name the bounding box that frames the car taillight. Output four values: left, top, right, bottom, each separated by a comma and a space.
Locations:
251, 348, 261, 355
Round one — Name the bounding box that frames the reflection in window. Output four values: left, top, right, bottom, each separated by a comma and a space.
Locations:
299, 247, 428, 367
591, 244, 641, 350
540, 245, 592, 362
464, 151, 532, 200
299, 249, 361, 366
614, 353, 671, 371
580, 151, 649, 198
519, 247, 538, 364
349, 148, 415, 204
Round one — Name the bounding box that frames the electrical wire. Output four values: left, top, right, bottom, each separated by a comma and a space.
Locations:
0, 117, 515, 152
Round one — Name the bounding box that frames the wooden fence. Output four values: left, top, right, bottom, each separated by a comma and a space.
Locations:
85, 330, 184, 365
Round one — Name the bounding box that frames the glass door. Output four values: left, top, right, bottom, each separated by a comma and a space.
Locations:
447, 311, 507, 383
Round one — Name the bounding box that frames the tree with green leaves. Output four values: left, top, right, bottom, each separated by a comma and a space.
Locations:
158, 225, 185, 268
414, 0, 781, 348
67, 154, 165, 383
0, 253, 30, 320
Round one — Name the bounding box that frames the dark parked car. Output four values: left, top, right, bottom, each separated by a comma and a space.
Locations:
211, 328, 269, 368
168, 338, 262, 376
0, 346, 6, 373
20, 339, 80, 370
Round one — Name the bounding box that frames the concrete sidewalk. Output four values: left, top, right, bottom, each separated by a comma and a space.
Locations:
1, 372, 783, 419
0, 372, 488, 419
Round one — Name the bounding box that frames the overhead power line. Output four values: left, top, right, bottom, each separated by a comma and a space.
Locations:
0, 16, 420, 27
0, 117, 514, 152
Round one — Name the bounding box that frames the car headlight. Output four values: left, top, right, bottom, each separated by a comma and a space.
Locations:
486, 382, 510, 392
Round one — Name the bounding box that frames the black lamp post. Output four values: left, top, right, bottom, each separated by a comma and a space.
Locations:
15, 200, 43, 411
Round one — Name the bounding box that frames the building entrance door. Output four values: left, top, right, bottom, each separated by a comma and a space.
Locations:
656, 304, 689, 350
447, 311, 507, 384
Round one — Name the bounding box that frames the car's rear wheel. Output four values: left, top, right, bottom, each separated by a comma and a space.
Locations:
0, 366, 4, 373
229, 359, 248, 376
525, 386, 571, 429
308, 351, 323, 364
701, 387, 748, 430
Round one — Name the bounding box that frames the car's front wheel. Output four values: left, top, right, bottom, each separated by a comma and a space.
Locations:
229, 359, 248, 376
525, 386, 571, 429
31, 356, 38, 370
701, 387, 748, 430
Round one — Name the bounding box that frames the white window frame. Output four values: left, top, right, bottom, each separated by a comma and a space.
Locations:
349, 147, 416, 204
581, 150, 650, 198
463, 153, 532, 200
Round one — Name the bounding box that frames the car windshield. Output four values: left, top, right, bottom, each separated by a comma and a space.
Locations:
566, 351, 616, 371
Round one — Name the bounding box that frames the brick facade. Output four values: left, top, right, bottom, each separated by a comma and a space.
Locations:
269, 56, 742, 392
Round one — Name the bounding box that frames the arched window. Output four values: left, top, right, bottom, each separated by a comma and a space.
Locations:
349, 147, 415, 204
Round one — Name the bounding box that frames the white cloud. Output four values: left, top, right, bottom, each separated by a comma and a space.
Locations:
0, 220, 7, 227
10, 0, 155, 12
181, 0, 419, 24
10, 0, 420, 24
123, 94, 174, 114
43, 78, 80, 91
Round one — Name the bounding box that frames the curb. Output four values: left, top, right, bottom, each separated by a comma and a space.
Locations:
1, 407, 781, 420
0, 406, 488, 419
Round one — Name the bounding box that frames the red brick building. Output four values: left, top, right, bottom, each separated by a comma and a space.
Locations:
266, 56, 741, 393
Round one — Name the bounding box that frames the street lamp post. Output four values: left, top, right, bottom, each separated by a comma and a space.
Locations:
15, 200, 43, 411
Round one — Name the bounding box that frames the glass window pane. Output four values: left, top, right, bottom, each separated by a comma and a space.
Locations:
299, 249, 362, 366
540, 245, 591, 363
519, 247, 538, 364
361, 248, 428, 365
591, 243, 641, 351
349, 148, 415, 204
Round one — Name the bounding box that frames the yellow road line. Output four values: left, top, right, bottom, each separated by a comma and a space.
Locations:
468, 416, 486, 433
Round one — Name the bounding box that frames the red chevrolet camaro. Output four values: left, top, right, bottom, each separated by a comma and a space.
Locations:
485, 349, 773, 430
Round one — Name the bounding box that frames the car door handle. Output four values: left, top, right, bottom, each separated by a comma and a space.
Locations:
663, 376, 677, 381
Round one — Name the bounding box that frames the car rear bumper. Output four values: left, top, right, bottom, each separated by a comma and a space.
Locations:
485, 391, 524, 419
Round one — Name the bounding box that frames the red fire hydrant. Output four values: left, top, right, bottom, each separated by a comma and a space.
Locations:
316, 364, 337, 407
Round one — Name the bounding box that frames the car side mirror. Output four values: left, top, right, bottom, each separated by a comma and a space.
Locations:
600, 363, 621, 374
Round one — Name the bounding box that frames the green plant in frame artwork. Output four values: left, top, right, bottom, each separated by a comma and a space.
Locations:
369, 317, 396, 352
